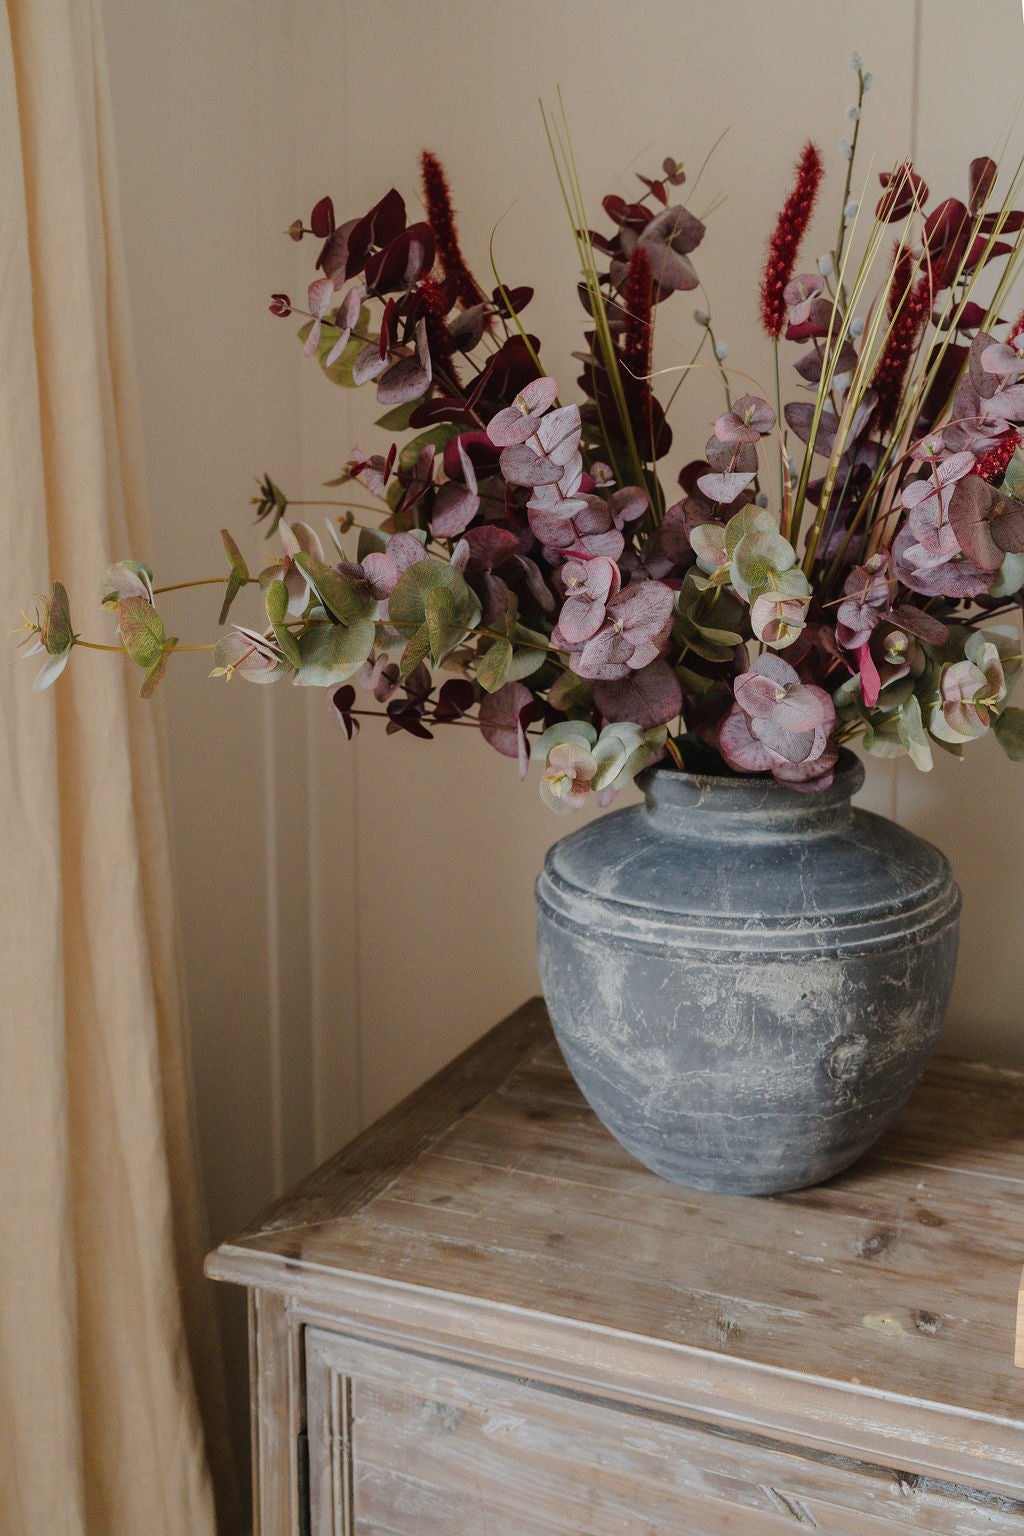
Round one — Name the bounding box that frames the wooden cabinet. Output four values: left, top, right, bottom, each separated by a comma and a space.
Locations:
207, 999, 1024, 1535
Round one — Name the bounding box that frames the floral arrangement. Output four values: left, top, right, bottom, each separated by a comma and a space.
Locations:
23, 62, 1024, 811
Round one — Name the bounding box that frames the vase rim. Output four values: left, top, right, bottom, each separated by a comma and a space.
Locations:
637, 747, 865, 817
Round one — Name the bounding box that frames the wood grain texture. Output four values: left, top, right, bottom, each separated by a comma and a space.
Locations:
207, 998, 550, 1245
209, 1001, 1024, 1524
249, 1289, 304, 1536
306, 1329, 1024, 1536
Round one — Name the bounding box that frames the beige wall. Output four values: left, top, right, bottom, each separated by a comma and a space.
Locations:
100, 0, 1024, 1478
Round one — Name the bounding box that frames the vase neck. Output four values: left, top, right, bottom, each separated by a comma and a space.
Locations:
639, 755, 864, 841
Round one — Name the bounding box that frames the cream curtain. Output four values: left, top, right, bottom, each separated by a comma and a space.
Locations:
1, 2, 237, 1532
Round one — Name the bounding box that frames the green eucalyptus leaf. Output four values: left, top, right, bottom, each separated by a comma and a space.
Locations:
265, 578, 290, 626
547, 671, 593, 714
731, 526, 797, 603
398, 424, 461, 474
219, 530, 249, 625
475, 638, 512, 693
118, 596, 166, 669
425, 583, 465, 665
988, 550, 1024, 599
724, 505, 777, 560
1000, 445, 1024, 501
42, 581, 74, 655
267, 596, 303, 670
356, 525, 388, 561
140, 644, 175, 700
994, 706, 1024, 760
861, 711, 905, 758
389, 559, 481, 637
898, 694, 932, 771
399, 625, 432, 677
531, 719, 597, 762
293, 619, 375, 686
293, 552, 375, 623
375, 396, 429, 431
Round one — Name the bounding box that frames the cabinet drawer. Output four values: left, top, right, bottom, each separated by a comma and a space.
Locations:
304, 1327, 1024, 1536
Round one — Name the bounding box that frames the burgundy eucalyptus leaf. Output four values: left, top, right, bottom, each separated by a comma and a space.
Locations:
705, 438, 758, 474
969, 330, 1002, 398
923, 198, 971, 272
364, 222, 436, 293
969, 156, 998, 214
491, 284, 534, 317
949, 475, 1014, 569
784, 295, 837, 342
609, 486, 650, 529
408, 396, 477, 428
592, 659, 682, 729
310, 196, 335, 238
329, 683, 358, 739
269, 293, 292, 317
889, 604, 949, 645
460, 525, 519, 572
509, 553, 557, 614
385, 696, 433, 739
433, 678, 476, 721
876, 163, 928, 222
478, 680, 534, 757
602, 194, 651, 231
430, 482, 480, 538
317, 216, 362, 283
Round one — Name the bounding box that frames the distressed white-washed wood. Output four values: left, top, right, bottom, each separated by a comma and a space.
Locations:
209, 1001, 1024, 1524
249, 1289, 304, 1536
1017, 1264, 1024, 1369
306, 1328, 1024, 1536
306, 1339, 352, 1536
218, 997, 550, 1241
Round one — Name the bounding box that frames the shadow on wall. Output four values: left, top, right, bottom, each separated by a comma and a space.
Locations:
896, 738, 1023, 1066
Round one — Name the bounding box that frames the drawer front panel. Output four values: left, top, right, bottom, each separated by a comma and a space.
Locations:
305, 1328, 1024, 1536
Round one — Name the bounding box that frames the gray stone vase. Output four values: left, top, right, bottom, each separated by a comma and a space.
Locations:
535, 753, 961, 1195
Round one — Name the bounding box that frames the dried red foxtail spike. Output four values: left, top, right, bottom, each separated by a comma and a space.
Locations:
887, 244, 914, 321
873, 275, 933, 435
975, 428, 1021, 483
419, 150, 489, 311
759, 142, 824, 340
621, 245, 654, 428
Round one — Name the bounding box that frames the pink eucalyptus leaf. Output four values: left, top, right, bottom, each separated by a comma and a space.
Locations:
855, 642, 881, 708
718, 704, 775, 773
499, 443, 565, 487
696, 470, 756, 503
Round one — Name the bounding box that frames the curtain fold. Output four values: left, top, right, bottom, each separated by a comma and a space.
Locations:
1, 1, 238, 1531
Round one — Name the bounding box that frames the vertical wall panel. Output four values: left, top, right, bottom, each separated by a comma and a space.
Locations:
98, 0, 1024, 1497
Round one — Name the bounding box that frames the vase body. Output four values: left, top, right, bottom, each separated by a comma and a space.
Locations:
535, 755, 961, 1195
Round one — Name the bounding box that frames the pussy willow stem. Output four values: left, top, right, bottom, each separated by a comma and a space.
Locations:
831, 70, 865, 310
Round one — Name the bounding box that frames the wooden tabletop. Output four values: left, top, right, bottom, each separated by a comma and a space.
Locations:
208, 998, 1024, 1499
